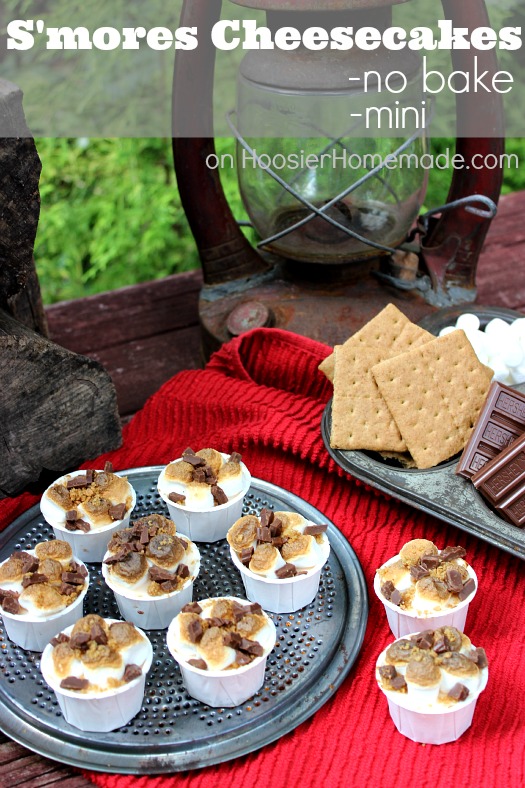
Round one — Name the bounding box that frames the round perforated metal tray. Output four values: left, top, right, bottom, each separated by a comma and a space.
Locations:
0, 468, 368, 774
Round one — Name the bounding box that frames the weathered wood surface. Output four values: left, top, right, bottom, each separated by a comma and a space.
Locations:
2, 189, 525, 785
0, 309, 122, 497
47, 270, 204, 420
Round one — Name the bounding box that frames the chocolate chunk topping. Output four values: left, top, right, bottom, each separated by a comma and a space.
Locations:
380, 580, 396, 601
123, 664, 142, 682
410, 564, 430, 581
420, 553, 441, 570
275, 563, 297, 579
390, 589, 402, 606
188, 658, 208, 670
187, 619, 203, 644
65, 519, 91, 533
448, 683, 470, 702
390, 675, 407, 691
176, 564, 190, 579
21, 573, 48, 587
469, 647, 488, 669
85, 469, 95, 484
193, 468, 206, 483
223, 631, 243, 648
1, 594, 21, 614
260, 508, 274, 528
22, 555, 40, 574
104, 548, 133, 564
168, 492, 186, 504
60, 676, 89, 691
446, 568, 464, 594
247, 602, 263, 614
229, 452, 242, 464
411, 630, 434, 650
66, 475, 90, 489
65, 510, 78, 522
139, 526, 150, 546
458, 578, 476, 601
149, 566, 177, 583
61, 572, 85, 586
182, 447, 196, 458
440, 546, 467, 562
269, 519, 282, 538
231, 602, 249, 622
378, 665, 397, 680
204, 466, 217, 485
59, 583, 77, 596
50, 633, 70, 647
104, 461, 114, 473
240, 547, 254, 566
271, 537, 286, 548
238, 638, 264, 657
211, 485, 228, 505
207, 617, 229, 628
90, 624, 108, 645
433, 636, 448, 654
181, 602, 202, 614
70, 562, 88, 577
256, 526, 272, 543
184, 454, 206, 468
303, 524, 328, 536
70, 632, 91, 649
109, 503, 127, 521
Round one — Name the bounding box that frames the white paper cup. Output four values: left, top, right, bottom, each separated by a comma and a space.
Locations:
158, 459, 251, 542
374, 557, 478, 638
376, 634, 489, 744
166, 598, 276, 707
40, 470, 136, 563
0, 562, 89, 652
40, 619, 153, 732
101, 548, 200, 630
229, 542, 330, 614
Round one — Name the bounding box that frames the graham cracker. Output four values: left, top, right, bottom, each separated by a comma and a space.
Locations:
371, 329, 494, 469
330, 304, 434, 451
319, 349, 338, 382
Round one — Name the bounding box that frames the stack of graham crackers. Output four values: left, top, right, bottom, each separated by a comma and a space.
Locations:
321, 304, 494, 469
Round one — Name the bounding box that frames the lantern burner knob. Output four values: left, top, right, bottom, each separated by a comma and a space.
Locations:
226, 301, 273, 336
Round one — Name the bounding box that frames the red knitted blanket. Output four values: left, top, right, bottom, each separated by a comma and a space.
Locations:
1, 328, 522, 788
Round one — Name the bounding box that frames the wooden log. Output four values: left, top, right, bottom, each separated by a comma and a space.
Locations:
0, 309, 122, 497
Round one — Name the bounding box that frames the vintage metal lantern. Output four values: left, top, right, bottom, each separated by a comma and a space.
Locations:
172, 0, 504, 355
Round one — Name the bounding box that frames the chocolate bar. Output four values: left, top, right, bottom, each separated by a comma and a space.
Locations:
471, 432, 525, 527
456, 382, 525, 479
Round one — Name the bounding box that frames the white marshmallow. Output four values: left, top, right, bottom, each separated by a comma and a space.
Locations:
439, 326, 456, 337
484, 318, 511, 339
455, 313, 480, 332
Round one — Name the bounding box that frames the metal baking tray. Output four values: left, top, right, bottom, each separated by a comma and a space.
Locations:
0, 467, 368, 774
321, 304, 525, 561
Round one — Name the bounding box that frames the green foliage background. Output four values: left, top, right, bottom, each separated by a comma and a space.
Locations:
34, 136, 525, 304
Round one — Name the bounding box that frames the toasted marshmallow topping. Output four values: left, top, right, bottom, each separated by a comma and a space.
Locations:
44, 615, 151, 694
228, 509, 330, 580
0, 541, 88, 618
103, 516, 200, 599
376, 540, 476, 615
158, 449, 247, 511
168, 596, 276, 672
41, 470, 135, 532
377, 627, 488, 710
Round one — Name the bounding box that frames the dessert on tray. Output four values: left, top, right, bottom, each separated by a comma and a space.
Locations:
227, 508, 330, 613
0, 539, 89, 651
374, 539, 477, 638
102, 513, 200, 629
166, 596, 276, 707
40, 614, 152, 732
157, 447, 251, 542
40, 462, 136, 562
376, 627, 489, 744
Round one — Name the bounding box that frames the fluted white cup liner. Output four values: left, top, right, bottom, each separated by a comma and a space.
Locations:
374, 556, 478, 638
40, 619, 153, 732
0, 551, 89, 652
40, 470, 137, 563
158, 459, 251, 543
230, 541, 330, 614
101, 548, 200, 631
166, 602, 276, 707
376, 634, 489, 744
